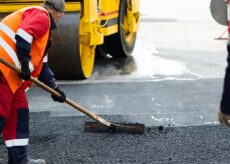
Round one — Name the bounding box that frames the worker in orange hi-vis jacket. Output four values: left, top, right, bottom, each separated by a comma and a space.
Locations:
0, 0, 66, 163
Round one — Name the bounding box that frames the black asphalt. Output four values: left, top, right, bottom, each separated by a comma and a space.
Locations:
1, 113, 230, 163
1, 79, 230, 163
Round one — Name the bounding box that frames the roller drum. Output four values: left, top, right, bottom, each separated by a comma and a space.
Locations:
49, 12, 83, 79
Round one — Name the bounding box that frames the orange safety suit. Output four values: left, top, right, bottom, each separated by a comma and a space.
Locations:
0, 6, 50, 93
0, 5, 51, 158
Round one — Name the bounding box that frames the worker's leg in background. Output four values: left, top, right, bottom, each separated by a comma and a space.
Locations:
220, 43, 230, 114
0, 71, 13, 133
2, 84, 29, 164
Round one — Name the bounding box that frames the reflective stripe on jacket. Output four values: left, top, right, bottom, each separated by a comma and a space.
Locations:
0, 6, 50, 93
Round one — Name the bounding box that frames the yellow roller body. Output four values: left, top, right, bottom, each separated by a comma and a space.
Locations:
97, 0, 140, 58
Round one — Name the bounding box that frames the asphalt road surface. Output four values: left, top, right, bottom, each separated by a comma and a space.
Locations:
1, 0, 230, 163
1, 79, 230, 163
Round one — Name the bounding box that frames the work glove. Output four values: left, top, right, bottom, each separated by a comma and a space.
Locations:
51, 87, 66, 103
219, 111, 230, 127
19, 62, 31, 80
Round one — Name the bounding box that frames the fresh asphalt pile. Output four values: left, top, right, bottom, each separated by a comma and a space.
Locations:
1, 112, 230, 164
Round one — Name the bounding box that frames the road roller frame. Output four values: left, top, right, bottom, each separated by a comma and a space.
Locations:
0, 0, 140, 79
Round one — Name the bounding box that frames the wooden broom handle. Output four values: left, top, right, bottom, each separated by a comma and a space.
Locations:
0, 57, 112, 128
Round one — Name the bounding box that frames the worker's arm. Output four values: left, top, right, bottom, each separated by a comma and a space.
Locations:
15, 37, 31, 80
15, 8, 49, 80
38, 62, 66, 103
38, 62, 56, 88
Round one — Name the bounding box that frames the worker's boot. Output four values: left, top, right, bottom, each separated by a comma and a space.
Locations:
7, 146, 28, 164
26, 158, 46, 164
7, 146, 46, 164
219, 111, 230, 127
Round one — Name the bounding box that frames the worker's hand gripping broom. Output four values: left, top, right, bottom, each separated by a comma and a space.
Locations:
0, 57, 145, 134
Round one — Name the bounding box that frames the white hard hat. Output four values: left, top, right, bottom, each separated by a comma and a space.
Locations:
44, 0, 65, 13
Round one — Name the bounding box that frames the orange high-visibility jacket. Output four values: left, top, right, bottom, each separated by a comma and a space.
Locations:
0, 6, 50, 93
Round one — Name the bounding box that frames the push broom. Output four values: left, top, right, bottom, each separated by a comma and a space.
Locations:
0, 57, 145, 134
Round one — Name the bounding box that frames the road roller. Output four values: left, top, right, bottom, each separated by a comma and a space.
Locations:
0, 0, 140, 79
